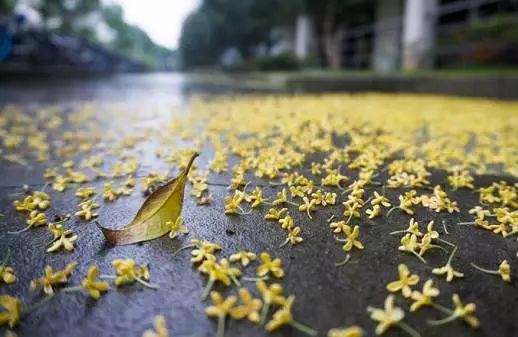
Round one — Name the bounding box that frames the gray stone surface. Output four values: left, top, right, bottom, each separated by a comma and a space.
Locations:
0, 74, 517, 337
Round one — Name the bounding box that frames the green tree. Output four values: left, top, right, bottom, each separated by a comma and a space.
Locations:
179, 11, 220, 68
0, 0, 15, 16
36, 0, 101, 40
304, 0, 374, 69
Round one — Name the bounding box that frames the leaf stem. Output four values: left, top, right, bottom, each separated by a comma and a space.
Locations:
201, 279, 214, 301
0, 247, 11, 269
60, 285, 83, 293
447, 246, 458, 265
386, 206, 400, 217
436, 237, 455, 247
100, 275, 118, 279
259, 302, 270, 325
230, 275, 241, 287
289, 320, 318, 336
24, 294, 56, 314
335, 254, 351, 267
135, 277, 159, 289
431, 302, 454, 315
8, 223, 34, 234
389, 229, 407, 235
470, 263, 498, 275
411, 250, 427, 264
242, 276, 269, 282
429, 245, 449, 253
216, 315, 226, 337
279, 238, 290, 248
397, 321, 421, 337
172, 244, 195, 256
441, 220, 449, 234
427, 313, 459, 326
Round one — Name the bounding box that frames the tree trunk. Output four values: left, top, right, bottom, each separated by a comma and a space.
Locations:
322, 1, 344, 69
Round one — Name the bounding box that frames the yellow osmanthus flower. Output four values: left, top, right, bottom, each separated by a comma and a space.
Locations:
0, 266, 16, 284
47, 223, 78, 253
256, 252, 284, 278
367, 295, 420, 337
432, 246, 464, 282
142, 315, 169, 337
75, 187, 95, 199
391, 218, 423, 237
371, 191, 391, 207
448, 170, 474, 190
190, 239, 221, 264
278, 214, 294, 230
30, 262, 77, 295
52, 175, 69, 192
74, 199, 99, 220
103, 181, 120, 201
111, 259, 156, 289
410, 279, 440, 312
230, 288, 262, 323
386, 264, 420, 298
14, 196, 36, 212
272, 188, 288, 206
205, 291, 237, 337
62, 160, 75, 169
366, 205, 381, 219
26, 210, 47, 228
342, 202, 361, 221
256, 280, 285, 310
0, 295, 22, 328
311, 190, 336, 206
265, 295, 316, 336
387, 190, 419, 216
43, 167, 59, 179
336, 225, 364, 252
330, 220, 348, 234
298, 197, 316, 218
428, 294, 479, 328
322, 169, 348, 187
32, 191, 51, 210
398, 234, 426, 263
470, 259, 511, 282
200, 258, 241, 291
229, 250, 256, 267
264, 207, 287, 220
286, 226, 303, 246
224, 190, 245, 215
167, 216, 188, 240
468, 206, 491, 221
249, 187, 265, 208
311, 162, 322, 175
13, 191, 50, 211
421, 185, 459, 213
81, 265, 110, 299
124, 175, 136, 188
327, 326, 364, 337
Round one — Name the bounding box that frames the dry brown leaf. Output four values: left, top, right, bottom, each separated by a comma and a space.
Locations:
97, 152, 198, 245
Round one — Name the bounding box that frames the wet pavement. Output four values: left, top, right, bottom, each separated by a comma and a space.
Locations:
0, 74, 517, 337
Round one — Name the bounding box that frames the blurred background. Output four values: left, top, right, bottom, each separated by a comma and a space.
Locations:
0, 0, 517, 98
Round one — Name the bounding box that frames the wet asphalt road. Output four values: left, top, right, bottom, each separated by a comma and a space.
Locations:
0, 73, 517, 337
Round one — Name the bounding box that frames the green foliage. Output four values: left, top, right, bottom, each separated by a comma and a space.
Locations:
229, 52, 302, 72
179, 11, 221, 68
254, 52, 301, 71
0, 0, 15, 16
179, 0, 304, 69
4, 1, 176, 69
437, 14, 518, 66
